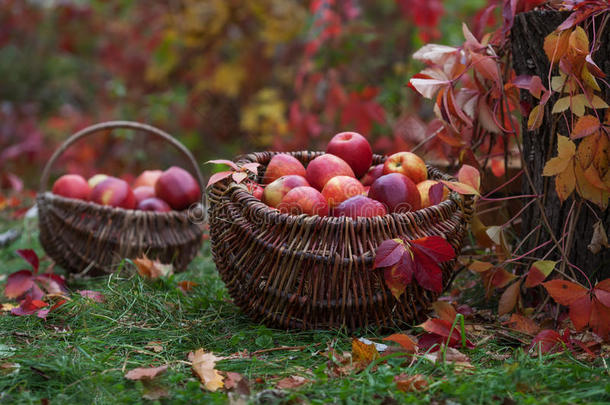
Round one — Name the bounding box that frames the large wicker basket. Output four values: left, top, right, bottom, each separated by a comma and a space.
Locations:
37, 121, 205, 276
208, 151, 475, 330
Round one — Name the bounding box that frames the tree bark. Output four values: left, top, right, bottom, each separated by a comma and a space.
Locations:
511, 10, 610, 284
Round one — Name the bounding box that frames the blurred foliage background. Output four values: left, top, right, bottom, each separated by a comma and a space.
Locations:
0, 0, 487, 188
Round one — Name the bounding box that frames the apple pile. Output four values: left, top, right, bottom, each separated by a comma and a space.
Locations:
253, 132, 449, 218
51, 167, 201, 212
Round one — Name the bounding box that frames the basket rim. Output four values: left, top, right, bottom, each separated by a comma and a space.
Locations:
210, 150, 474, 228
38, 191, 204, 221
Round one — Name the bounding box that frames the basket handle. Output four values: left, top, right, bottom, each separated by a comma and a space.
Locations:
39, 120, 205, 193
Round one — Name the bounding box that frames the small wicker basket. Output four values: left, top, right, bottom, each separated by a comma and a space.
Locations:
208, 151, 474, 330
37, 121, 205, 276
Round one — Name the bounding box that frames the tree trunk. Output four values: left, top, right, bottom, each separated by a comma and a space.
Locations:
511, 10, 610, 284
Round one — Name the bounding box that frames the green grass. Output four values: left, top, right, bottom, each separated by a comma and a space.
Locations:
0, 219, 609, 404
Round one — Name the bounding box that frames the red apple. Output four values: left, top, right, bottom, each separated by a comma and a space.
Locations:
264, 154, 306, 184
262, 175, 310, 208
305, 154, 355, 191
278, 186, 329, 217
90, 177, 136, 209
133, 170, 163, 189
88, 174, 109, 189
137, 197, 171, 212
417, 180, 449, 208
247, 182, 264, 200
383, 152, 428, 184
52, 174, 91, 200
133, 186, 156, 204
360, 164, 384, 186
321, 175, 366, 209
333, 195, 387, 219
326, 132, 373, 178
368, 173, 421, 213
155, 166, 201, 210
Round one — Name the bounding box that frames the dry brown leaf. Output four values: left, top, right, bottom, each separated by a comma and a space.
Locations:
504, 314, 540, 335
124, 365, 168, 380
432, 300, 458, 322
588, 220, 609, 254
133, 256, 173, 279
352, 338, 380, 366
144, 341, 164, 353
275, 375, 308, 389
141, 381, 170, 400
224, 371, 250, 395
394, 373, 428, 392
178, 280, 199, 294
188, 349, 224, 391
423, 347, 474, 372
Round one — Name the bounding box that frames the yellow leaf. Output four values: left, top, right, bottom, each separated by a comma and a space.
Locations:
544, 29, 571, 63
544, 134, 576, 176
551, 97, 571, 114
555, 161, 576, 202
527, 104, 544, 130
188, 349, 224, 392
468, 260, 494, 273
133, 256, 173, 279
576, 132, 598, 169
568, 26, 589, 56
575, 162, 608, 209
590, 95, 609, 109
543, 157, 570, 176
570, 94, 586, 117
581, 65, 601, 91
352, 338, 380, 366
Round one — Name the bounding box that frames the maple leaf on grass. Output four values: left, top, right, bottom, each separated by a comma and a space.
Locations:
373, 236, 456, 298
188, 349, 224, 391
4, 249, 66, 300
133, 256, 173, 279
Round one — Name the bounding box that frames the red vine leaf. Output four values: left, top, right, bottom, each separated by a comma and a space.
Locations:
206, 159, 239, 171
428, 182, 445, 206
16, 249, 39, 272
457, 165, 480, 191
373, 238, 405, 268
524, 260, 556, 288
412, 249, 443, 293
206, 171, 233, 188
593, 279, 610, 307
543, 280, 588, 306
383, 254, 414, 300
383, 333, 418, 353
571, 115, 600, 139
569, 295, 592, 331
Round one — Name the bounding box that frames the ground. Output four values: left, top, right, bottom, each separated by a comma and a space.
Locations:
0, 217, 608, 405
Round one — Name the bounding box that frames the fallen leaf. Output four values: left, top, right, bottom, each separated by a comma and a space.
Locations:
144, 341, 164, 353
431, 300, 458, 323
383, 334, 418, 353
352, 338, 379, 366
133, 256, 173, 279
503, 314, 540, 335
178, 280, 198, 294
423, 346, 474, 372
224, 371, 250, 395
77, 290, 105, 303
141, 382, 170, 401
498, 280, 521, 316
394, 373, 428, 392
275, 375, 308, 389
188, 349, 224, 391
125, 365, 168, 380
0, 303, 18, 312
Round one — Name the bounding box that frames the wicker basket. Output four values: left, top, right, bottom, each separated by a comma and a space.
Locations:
37, 121, 205, 276
208, 151, 475, 330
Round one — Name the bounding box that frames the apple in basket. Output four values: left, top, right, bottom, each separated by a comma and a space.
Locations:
137, 197, 171, 212
321, 175, 366, 209
368, 173, 421, 213
133, 186, 156, 204
263, 175, 310, 208
383, 151, 428, 184
87, 174, 109, 189
333, 195, 387, 219
326, 131, 373, 178
90, 176, 136, 209
155, 166, 201, 210
360, 164, 384, 186
305, 154, 355, 191
52, 174, 91, 200
278, 186, 329, 217
133, 170, 163, 189
417, 180, 449, 208
263, 154, 307, 184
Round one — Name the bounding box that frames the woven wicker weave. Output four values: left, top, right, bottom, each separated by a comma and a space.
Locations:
37, 121, 205, 276
208, 151, 474, 330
